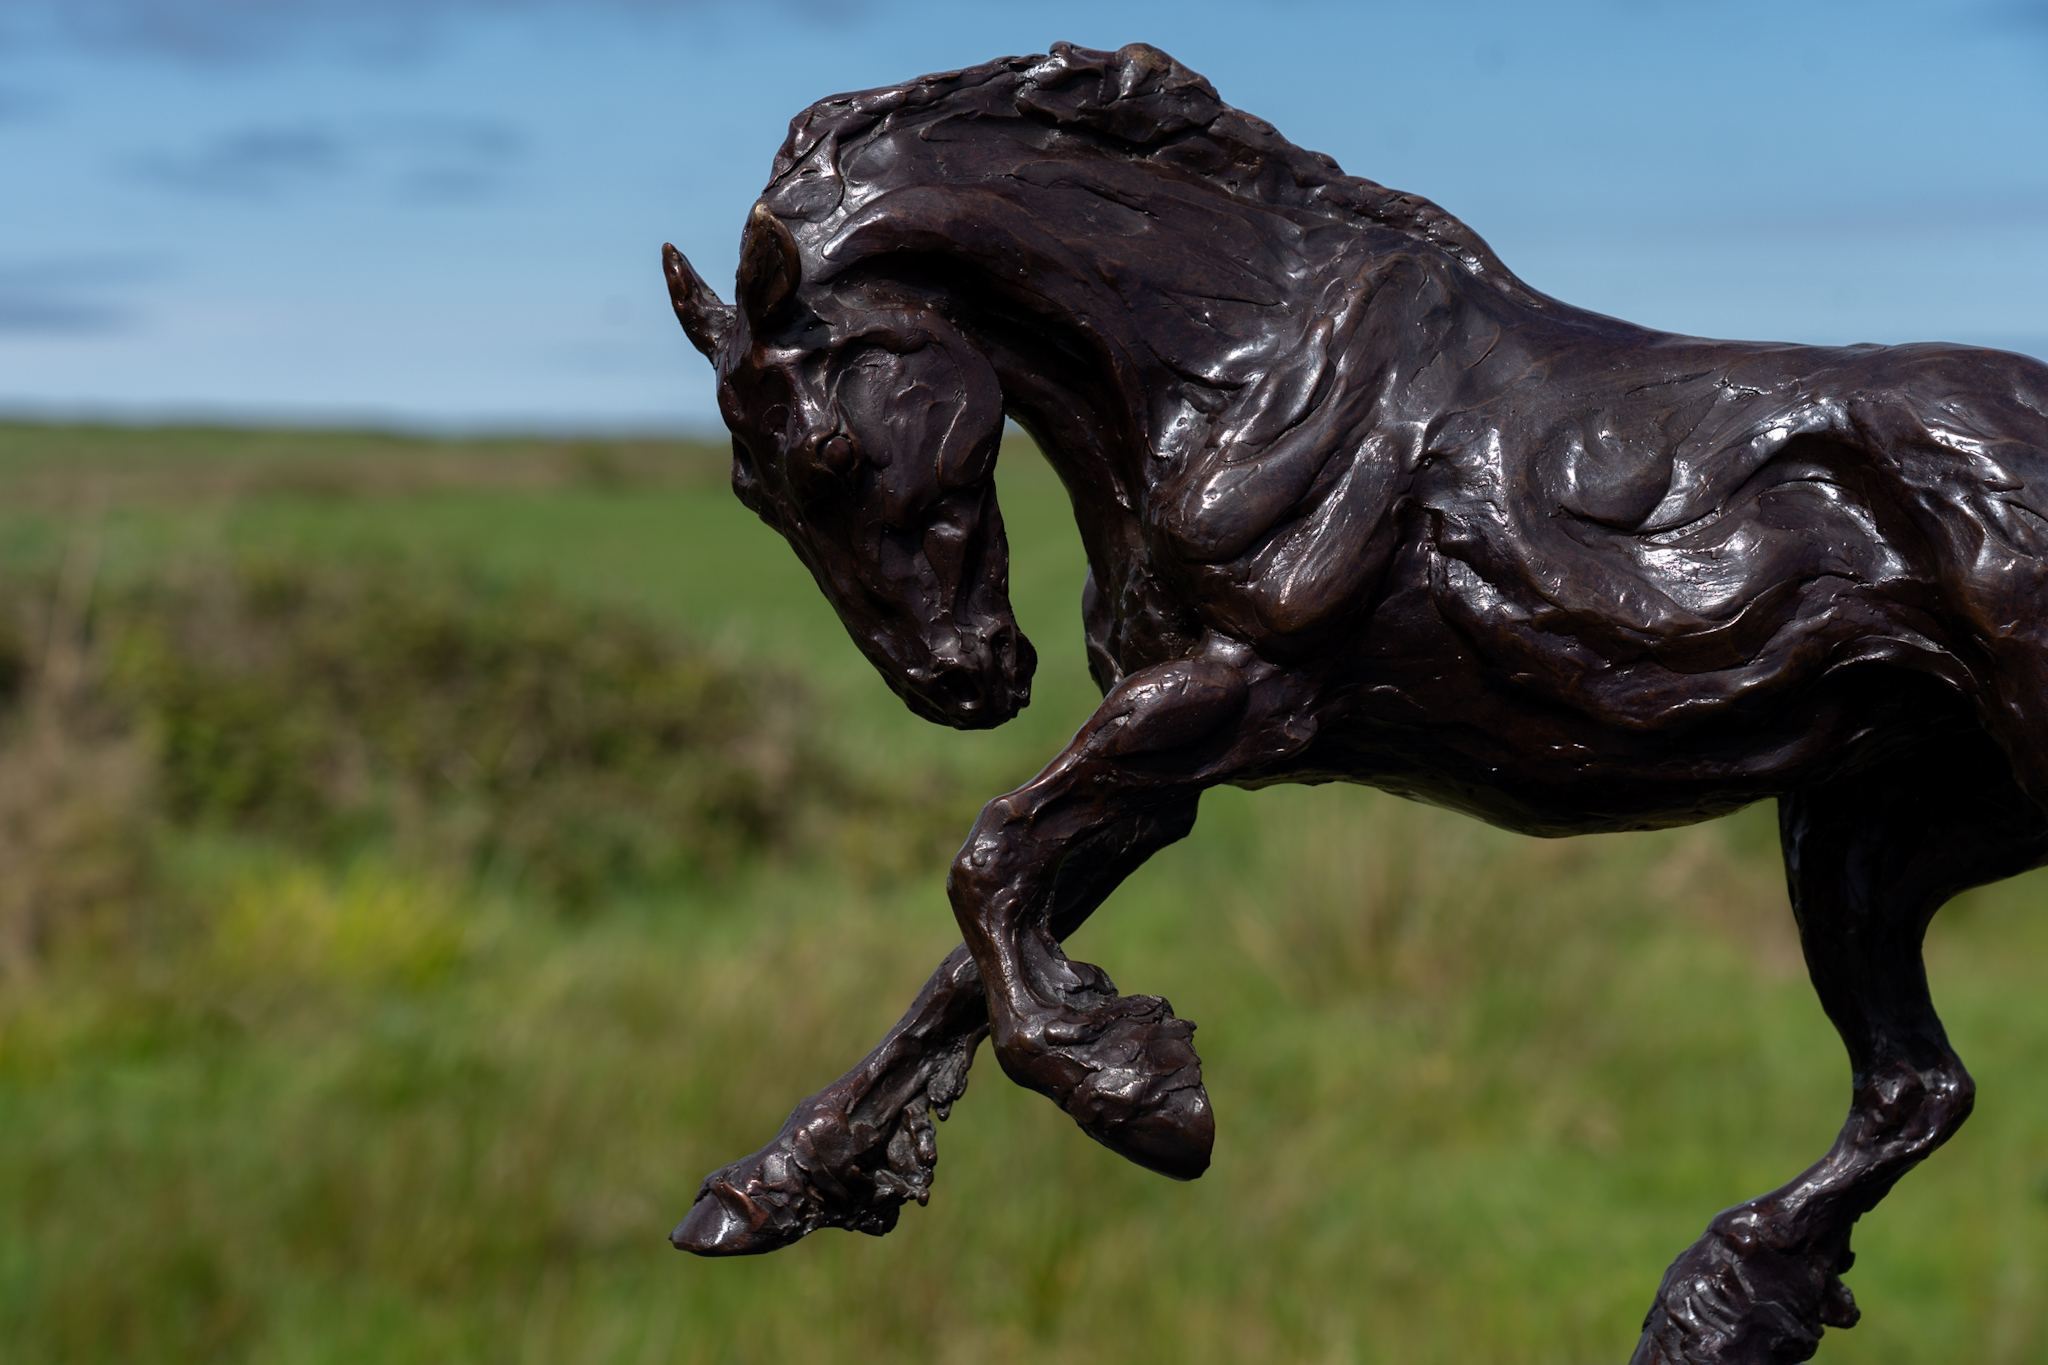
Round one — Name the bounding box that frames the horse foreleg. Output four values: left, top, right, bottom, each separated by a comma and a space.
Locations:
951, 637, 1313, 1180
1632, 734, 2048, 1364
672, 799, 1203, 1255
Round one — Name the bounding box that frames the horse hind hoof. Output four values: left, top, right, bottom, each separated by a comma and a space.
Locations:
670, 1162, 831, 1257
1011, 993, 1215, 1181
670, 1171, 903, 1256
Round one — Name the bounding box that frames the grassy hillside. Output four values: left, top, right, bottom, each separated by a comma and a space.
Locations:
0, 422, 2042, 1364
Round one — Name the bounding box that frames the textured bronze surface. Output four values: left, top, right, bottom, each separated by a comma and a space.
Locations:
662, 42, 2048, 1362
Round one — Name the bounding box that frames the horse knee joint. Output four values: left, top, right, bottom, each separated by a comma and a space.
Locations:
947, 825, 1019, 904
1926, 1062, 1976, 1136
1095, 661, 1249, 757
947, 848, 996, 896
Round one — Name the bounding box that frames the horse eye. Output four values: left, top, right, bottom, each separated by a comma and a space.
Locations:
817, 434, 858, 475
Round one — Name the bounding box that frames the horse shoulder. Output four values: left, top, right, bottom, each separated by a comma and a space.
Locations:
1143, 250, 1513, 641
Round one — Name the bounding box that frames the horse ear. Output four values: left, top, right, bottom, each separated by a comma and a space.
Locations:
662, 243, 734, 359
738, 204, 801, 331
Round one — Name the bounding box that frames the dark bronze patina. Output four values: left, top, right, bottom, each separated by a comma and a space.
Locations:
661, 43, 2048, 1363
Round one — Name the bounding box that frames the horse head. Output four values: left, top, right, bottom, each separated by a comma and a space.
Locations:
663, 207, 1035, 729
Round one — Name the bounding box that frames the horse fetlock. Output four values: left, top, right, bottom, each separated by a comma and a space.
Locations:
1008, 927, 1119, 1014
1704, 1201, 1794, 1255
1706, 1200, 1859, 1279
995, 992, 1214, 1181
1843, 1059, 1973, 1160
1043, 957, 1120, 1014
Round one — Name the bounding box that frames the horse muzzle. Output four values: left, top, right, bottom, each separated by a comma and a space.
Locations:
895, 621, 1035, 730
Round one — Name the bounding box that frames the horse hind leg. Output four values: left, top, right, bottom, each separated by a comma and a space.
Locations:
671, 801, 1200, 1255
670, 942, 988, 1255
1632, 730, 2048, 1364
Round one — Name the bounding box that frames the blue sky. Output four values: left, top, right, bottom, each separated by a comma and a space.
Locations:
2, 0, 2045, 433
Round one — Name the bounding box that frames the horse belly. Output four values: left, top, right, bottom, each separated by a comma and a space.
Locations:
1258, 577, 1978, 839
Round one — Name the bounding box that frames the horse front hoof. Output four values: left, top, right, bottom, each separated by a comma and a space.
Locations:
1089, 1066, 1213, 1181
1002, 992, 1215, 1181
1630, 1207, 1849, 1364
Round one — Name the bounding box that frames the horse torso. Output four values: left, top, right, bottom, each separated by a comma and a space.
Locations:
1058, 255, 2048, 835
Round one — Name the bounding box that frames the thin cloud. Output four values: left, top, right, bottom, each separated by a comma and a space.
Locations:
126, 116, 526, 203
0, 258, 157, 335
5, 0, 464, 64
376, 116, 526, 203
1775, 195, 2048, 241
0, 87, 52, 121
130, 124, 347, 198
0, 295, 125, 333
1981, 0, 2048, 28
0, 0, 741, 66
1545, 192, 2048, 253
1971, 0, 2048, 59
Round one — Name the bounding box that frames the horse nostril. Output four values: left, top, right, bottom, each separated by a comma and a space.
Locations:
936, 667, 981, 712
987, 623, 1019, 673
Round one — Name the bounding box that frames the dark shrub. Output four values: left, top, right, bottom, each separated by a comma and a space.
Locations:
110, 558, 835, 904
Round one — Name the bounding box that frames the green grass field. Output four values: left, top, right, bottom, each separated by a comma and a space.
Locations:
0, 422, 2043, 1364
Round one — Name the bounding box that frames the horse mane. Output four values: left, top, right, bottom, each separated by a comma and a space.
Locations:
752, 43, 1573, 597
762, 41, 1552, 312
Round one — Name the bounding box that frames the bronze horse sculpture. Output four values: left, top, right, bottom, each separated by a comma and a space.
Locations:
661, 43, 2048, 1363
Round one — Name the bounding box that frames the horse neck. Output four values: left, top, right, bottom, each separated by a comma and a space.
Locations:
980, 341, 1150, 583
